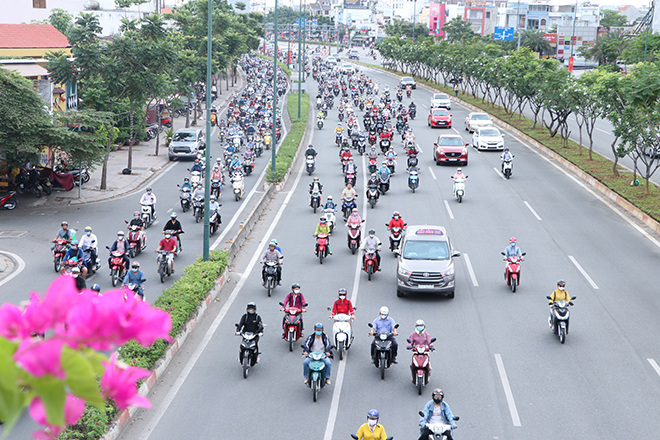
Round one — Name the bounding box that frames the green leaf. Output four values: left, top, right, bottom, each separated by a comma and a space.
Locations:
61, 347, 104, 408
30, 375, 66, 427
0, 338, 25, 436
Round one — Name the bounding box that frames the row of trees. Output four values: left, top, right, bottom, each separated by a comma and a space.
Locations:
377, 37, 660, 194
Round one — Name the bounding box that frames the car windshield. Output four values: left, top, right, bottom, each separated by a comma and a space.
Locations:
173, 132, 196, 142
432, 110, 449, 116
479, 128, 500, 136
438, 137, 463, 146
402, 77, 413, 81
403, 240, 450, 260
471, 114, 490, 120
433, 94, 448, 100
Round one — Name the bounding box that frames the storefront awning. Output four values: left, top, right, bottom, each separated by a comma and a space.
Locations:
1, 63, 48, 78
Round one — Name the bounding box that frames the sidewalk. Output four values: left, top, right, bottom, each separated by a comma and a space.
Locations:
21, 71, 245, 208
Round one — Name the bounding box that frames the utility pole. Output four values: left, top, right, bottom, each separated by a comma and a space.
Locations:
516, 0, 522, 49
569, 0, 578, 57
298, 0, 303, 118
412, 0, 417, 41
272, 0, 278, 174
203, 0, 212, 261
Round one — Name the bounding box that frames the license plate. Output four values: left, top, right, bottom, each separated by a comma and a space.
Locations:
417, 284, 435, 289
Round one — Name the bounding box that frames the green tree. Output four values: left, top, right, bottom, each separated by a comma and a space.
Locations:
520, 29, 553, 55
622, 32, 660, 63
600, 9, 628, 27
383, 18, 429, 39
263, 6, 333, 26
442, 17, 476, 44
578, 29, 627, 64
234, 1, 246, 11
48, 8, 74, 38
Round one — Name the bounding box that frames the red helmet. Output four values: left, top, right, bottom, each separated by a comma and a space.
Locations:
509, 237, 517, 243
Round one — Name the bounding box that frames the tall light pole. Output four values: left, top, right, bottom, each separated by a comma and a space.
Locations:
298, 0, 303, 118
569, 0, 578, 57
412, 0, 417, 41
203, 0, 212, 261
272, 0, 278, 173
516, 0, 522, 49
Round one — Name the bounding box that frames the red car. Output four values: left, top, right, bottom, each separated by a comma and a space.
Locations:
433, 134, 469, 166
428, 108, 452, 128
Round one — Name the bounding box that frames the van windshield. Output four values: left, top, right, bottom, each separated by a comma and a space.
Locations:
173, 132, 196, 142
403, 240, 450, 260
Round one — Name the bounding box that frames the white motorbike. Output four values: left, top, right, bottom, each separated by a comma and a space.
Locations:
140, 201, 154, 227
232, 174, 245, 201
306, 155, 316, 175
453, 178, 466, 203
190, 170, 202, 186
317, 117, 324, 129
328, 312, 354, 361
502, 159, 513, 179
324, 208, 336, 234
419, 411, 459, 440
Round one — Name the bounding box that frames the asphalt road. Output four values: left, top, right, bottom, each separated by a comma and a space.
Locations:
109, 57, 660, 440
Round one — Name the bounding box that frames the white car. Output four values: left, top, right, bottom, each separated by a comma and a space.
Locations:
326, 56, 337, 66
340, 63, 355, 74
464, 112, 493, 133
430, 93, 451, 110
472, 127, 504, 151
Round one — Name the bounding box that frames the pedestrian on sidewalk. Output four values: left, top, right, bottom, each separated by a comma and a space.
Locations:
453, 84, 459, 98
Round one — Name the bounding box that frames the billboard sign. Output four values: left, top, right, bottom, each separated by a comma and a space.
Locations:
344, 0, 369, 10
429, 2, 447, 37
542, 33, 557, 43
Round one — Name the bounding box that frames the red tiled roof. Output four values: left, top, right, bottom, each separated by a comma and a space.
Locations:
0, 24, 70, 49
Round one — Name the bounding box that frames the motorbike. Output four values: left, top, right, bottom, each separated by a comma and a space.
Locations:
378, 172, 390, 195
363, 249, 379, 281
368, 132, 377, 146
242, 160, 254, 176
410, 107, 417, 120
366, 186, 379, 208
396, 91, 403, 102
345, 171, 356, 187
342, 197, 357, 222
306, 156, 316, 176
547, 296, 576, 344
324, 208, 336, 234
387, 225, 406, 253
347, 220, 364, 254
407, 339, 436, 395
178, 185, 192, 212
380, 138, 391, 154
315, 233, 330, 264
140, 202, 155, 227
317, 117, 324, 129
408, 169, 419, 193
407, 154, 419, 170
192, 196, 204, 223
503, 159, 513, 179
262, 260, 279, 297
210, 209, 222, 235
106, 248, 128, 287
80, 245, 99, 276
310, 189, 321, 213
231, 174, 245, 202
254, 142, 263, 158
338, 110, 344, 121
61, 257, 81, 275
211, 179, 222, 198
280, 302, 306, 351
368, 155, 378, 174
235, 327, 260, 379
335, 132, 343, 147
419, 411, 459, 440
304, 351, 330, 402
328, 311, 354, 361
124, 283, 145, 302
14, 169, 43, 197
125, 222, 146, 257
501, 252, 526, 292
52, 238, 69, 272
453, 178, 466, 203
0, 191, 18, 210
406, 88, 412, 98
386, 158, 397, 175
157, 250, 175, 283
190, 170, 202, 186
357, 138, 366, 155
368, 322, 399, 379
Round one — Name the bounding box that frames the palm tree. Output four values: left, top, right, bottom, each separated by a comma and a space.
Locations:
520, 30, 553, 56
579, 29, 627, 64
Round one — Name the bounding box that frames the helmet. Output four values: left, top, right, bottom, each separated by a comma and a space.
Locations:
292, 283, 301, 290
91, 284, 101, 293
210, 195, 216, 201
171, 212, 177, 218
457, 168, 462, 172
371, 173, 377, 178
84, 226, 92, 232
61, 221, 68, 226
272, 239, 278, 245
352, 208, 358, 212
369, 228, 375, 235
71, 266, 80, 274
313, 176, 319, 181
314, 322, 324, 331
131, 261, 140, 268
557, 279, 566, 286
367, 409, 379, 419
509, 237, 516, 244
117, 231, 125, 236
134, 211, 140, 216
194, 159, 199, 163
504, 147, 509, 152
268, 241, 276, 247
392, 211, 399, 217
70, 240, 78, 246
247, 302, 256, 313
184, 177, 190, 181
379, 306, 389, 316
416, 319, 425, 327
320, 217, 327, 223
338, 288, 347, 297
146, 186, 152, 191
432, 388, 444, 398
327, 195, 333, 200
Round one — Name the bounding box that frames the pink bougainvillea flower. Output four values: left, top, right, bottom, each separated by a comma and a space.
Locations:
14, 339, 66, 379
22, 277, 83, 335
29, 394, 85, 440
0, 303, 25, 339
100, 352, 152, 410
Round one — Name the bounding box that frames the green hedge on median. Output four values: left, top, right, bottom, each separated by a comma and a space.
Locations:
57, 250, 230, 440
267, 92, 310, 183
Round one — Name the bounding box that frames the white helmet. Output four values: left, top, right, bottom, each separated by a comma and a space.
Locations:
379, 306, 389, 316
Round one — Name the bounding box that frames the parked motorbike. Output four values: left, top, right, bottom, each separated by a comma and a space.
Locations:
387, 224, 407, 253
310, 189, 322, 213
315, 233, 330, 264
547, 296, 576, 344
0, 191, 18, 210
306, 155, 316, 176
501, 252, 526, 292
280, 302, 306, 352
192, 196, 204, 223
407, 338, 436, 395
235, 327, 260, 379
419, 411, 459, 440
368, 322, 399, 379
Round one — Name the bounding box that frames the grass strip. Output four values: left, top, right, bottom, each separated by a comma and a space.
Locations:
266, 92, 310, 183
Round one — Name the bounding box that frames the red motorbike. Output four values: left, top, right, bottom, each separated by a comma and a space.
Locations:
61, 258, 81, 275
52, 238, 69, 273
279, 303, 306, 352
368, 154, 378, 174
368, 132, 377, 146
407, 339, 437, 395
347, 222, 362, 255
502, 252, 526, 292
107, 248, 128, 287
363, 249, 379, 281
0, 191, 17, 210
345, 171, 356, 186
315, 233, 330, 264
125, 221, 147, 258
341, 155, 352, 172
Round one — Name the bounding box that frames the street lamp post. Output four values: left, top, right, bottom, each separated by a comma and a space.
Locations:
516, 0, 522, 49
569, 0, 578, 57
412, 0, 417, 41
203, 0, 212, 261
298, 0, 303, 118
272, 0, 278, 173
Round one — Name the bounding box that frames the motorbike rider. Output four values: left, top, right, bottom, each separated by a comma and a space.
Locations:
384, 147, 397, 171
62, 240, 87, 278
504, 237, 522, 258
317, 109, 325, 121
309, 176, 323, 206
418, 388, 457, 440
305, 144, 318, 159
122, 261, 146, 300
548, 279, 573, 330
346, 207, 363, 230
282, 283, 307, 337
500, 147, 513, 172
210, 166, 223, 196
190, 159, 203, 173
139, 187, 157, 219
155, 230, 178, 273
209, 195, 222, 226
90, 283, 101, 295
407, 319, 434, 351
129, 211, 145, 228
331, 288, 355, 329
366, 174, 380, 199
70, 266, 87, 291
341, 182, 357, 201
362, 228, 382, 269
108, 231, 130, 273
180, 177, 193, 192
387, 211, 405, 230
355, 409, 388, 440
236, 302, 264, 364
260, 241, 283, 286
302, 323, 333, 385
52, 221, 74, 250
370, 306, 397, 363
163, 212, 184, 251
79, 226, 98, 274
451, 168, 467, 195
192, 183, 205, 202
230, 154, 242, 172
345, 158, 358, 175
323, 195, 337, 212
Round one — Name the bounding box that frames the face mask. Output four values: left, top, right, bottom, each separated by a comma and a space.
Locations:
352, 213, 357, 218
339, 295, 346, 300
558, 286, 565, 291
369, 234, 375, 238
315, 331, 322, 336
380, 314, 387, 320
247, 309, 255, 315
433, 397, 443, 404
367, 419, 377, 428
86, 232, 91, 236
117, 237, 123, 241
416, 326, 424, 332
293, 289, 300, 294
165, 234, 172, 239
132, 268, 138, 272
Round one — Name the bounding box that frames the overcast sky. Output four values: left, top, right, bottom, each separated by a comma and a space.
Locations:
596, 0, 652, 8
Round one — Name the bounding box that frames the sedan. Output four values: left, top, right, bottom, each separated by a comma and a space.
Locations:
430, 93, 451, 109
464, 112, 493, 133
340, 63, 355, 74
472, 127, 504, 150
433, 134, 469, 166
400, 76, 417, 89
428, 109, 452, 128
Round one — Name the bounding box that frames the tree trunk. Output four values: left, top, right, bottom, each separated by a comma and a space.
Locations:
611, 137, 620, 176
100, 123, 113, 190
128, 109, 134, 170
155, 101, 161, 156
186, 96, 191, 128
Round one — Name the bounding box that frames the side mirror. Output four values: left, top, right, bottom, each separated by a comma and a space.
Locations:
105, 246, 110, 250
394, 250, 400, 256
500, 252, 505, 256
571, 296, 577, 300
452, 252, 461, 258
465, 143, 470, 147
301, 344, 306, 350
419, 411, 425, 417
546, 296, 552, 300
394, 323, 400, 329
450, 114, 453, 117
522, 252, 527, 256
367, 322, 373, 328
327, 306, 331, 311
304, 303, 309, 307
501, 133, 505, 137
278, 302, 284, 307
453, 416, 460, 421
125, 220, 129, 224
351, 435, 359, 440
406, 338, 411, 343
430, 337, 437, 343
234, 323, 239, 328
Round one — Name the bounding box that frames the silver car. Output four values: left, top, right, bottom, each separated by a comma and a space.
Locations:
430, 93, 451, 110
395, 225, 461, 298
168, 128, 205, 160
464, 112, 493, 133
472, 127, 504, 151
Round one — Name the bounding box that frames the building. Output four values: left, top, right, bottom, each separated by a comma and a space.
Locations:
464, 3, 498, 35
618, 5, 641, 24
506, 0, 600, 32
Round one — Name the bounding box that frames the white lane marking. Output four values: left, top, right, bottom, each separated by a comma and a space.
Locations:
504, 128, 660, 250
140, 153, 305, 440
166, 207, 173, 213
595, 126, 610, 135
452, 128, 461, 135
523, 201, 542, 221
648, 359, 660, 378
568, 255, 599, 289
494, 353, 522, 427
421, 104, 428, 109
443, 200, 454, 219
0, 250, 26, 289
463, 252, 479, 287
428, 167, 437, 180
323, 153, 368, 440
493, 167, 507, 181
152, 220, 159, 226
417, 145, 423, 154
